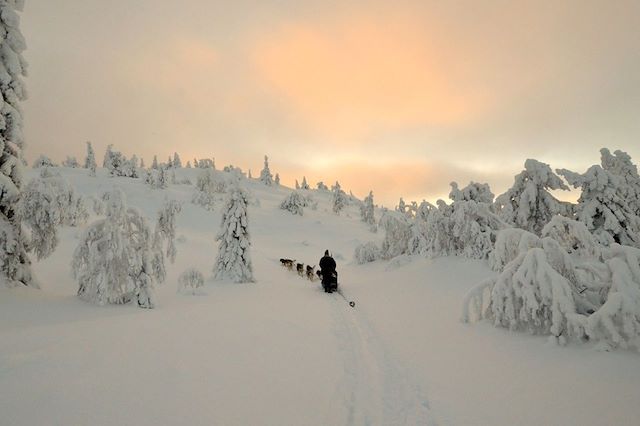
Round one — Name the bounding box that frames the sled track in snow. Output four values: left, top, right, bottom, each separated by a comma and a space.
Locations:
329, 291, 435, 426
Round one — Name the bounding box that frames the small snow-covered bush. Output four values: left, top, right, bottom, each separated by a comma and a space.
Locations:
280, 191, 307, 216
178, 268, 205, 294
354, 242, 381, 264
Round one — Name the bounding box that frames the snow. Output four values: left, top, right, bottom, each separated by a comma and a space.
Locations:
1, 167, 639, 425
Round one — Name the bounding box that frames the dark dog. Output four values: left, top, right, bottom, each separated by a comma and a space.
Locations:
306, 265, 316, 281
280, 258, 295, 271
296, 263, 304, 276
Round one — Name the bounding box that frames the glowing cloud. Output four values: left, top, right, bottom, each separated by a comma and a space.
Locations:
251, 14, 492, 139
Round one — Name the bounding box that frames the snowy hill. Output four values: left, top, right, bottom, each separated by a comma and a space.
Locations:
2, 167, 639, 425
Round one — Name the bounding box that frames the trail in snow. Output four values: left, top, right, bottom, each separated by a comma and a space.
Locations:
329, 288, 435, 426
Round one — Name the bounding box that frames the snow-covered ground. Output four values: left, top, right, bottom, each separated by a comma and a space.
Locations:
2, 168, 639, 425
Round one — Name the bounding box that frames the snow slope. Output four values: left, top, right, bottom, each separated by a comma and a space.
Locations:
1, 168, 639, 425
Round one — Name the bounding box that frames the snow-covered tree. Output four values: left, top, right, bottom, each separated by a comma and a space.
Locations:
300, 176, 310, 190
62, 156, 79, 168
144, 166, 168, 189
102, 145, 114, 168
178, 267, 205, 295
495, 159, 571, 235
280, 190, 307, 216
583, 244, 640, 350
32, 154, 57, 168
198, 158, 214, 168
449, 181, 494, 203
248, 169, 252, 179
105, 149, 138, 178
317, 181, 328, 191
139, 157, 145, 169
193, 157, 198, 168
360, 190, 376, 231
186, 160, 191, 168
558, 165, 640, 247
396, 197, 407, 215
259, 155, 273, 186
600, 148, 640, 215
354, 241, 381, 264
150, 199, 182, 283
295, 179, 300, 190
379, 210, 411, 259
213, 185, 254, 283
20, 172, 88, 260
84, 141, 97, 175
275, 173, 280, 185
151, 155, 158, 169
72, 189, 170, 308
464, 223, 640, 351
331, 181, 348, 214
0, 0, 31, 287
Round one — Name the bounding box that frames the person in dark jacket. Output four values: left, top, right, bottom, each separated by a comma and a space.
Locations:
319, 249, 338, 293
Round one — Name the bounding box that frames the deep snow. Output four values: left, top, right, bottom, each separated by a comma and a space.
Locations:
1, 167, 639, 425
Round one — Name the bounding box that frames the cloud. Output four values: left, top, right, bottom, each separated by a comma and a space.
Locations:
251, 13, 494, 140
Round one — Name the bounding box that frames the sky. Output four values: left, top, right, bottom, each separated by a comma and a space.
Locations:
20, 0, 640, 206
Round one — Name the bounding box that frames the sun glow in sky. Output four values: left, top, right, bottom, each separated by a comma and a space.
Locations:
22, 0, 640, 205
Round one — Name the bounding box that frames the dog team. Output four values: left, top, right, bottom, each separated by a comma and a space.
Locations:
280, 258, 316, 281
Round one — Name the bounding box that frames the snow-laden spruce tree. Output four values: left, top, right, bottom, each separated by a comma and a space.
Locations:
274, 173, 280, 185
173, 152, 181, 168
495, 159, 571, 235
300, 176, 310, 190
259, 155, 273, 186
360, 190, 376, 231
213, 184, 254, 283
102, 145, 113, 168
185, 160, 191, 168
0, 0, 31, 287
84, 141, 96, 170
151, 155, 158, 169
72, 189, 168, 308
20, 171, 88, 260
600, 148, 640, 215
331, 181, 348, 214
280, 190, 307, 216
558, 165, 640, 248
317, 181, 328, 191
105, 149, 138, 178
294, 179, 299, 190
396, 197, 407, 215
139, 157, 145, 169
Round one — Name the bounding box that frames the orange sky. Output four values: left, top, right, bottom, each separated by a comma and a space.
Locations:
21, 0, 640, 206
